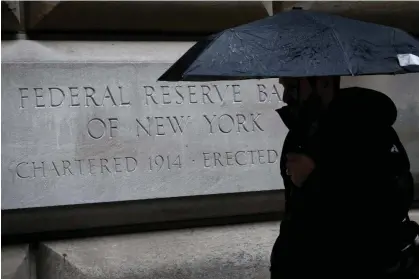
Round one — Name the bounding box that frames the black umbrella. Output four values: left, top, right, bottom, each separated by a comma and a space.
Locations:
158, 10, 419, 82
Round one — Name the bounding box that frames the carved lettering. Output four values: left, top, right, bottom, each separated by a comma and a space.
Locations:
246, 151, 255, 164
203, 152, 211, 168
85, 86, 101, 107
51, 161, 60, 176
62, 160, 74, 175
272, 84, 282, 102
232, 84, 242, 103
15, 157, 141, 179
257, 84, 283, 103
188, 85, 198, 104
201, 85, 214, 104
258, 150, 265, 164
218, 114, 235, 134
75, 159, 83, 175
202, 150, 279, 168
69, 87, 80, 107
203, 113, 264, 134
34, 88, 45, 108
156, 116, 165, 136
119, 86, 131, 106
251, 113, 264, 131
235, 151, 246, 166
268, 150, 279, 163
226, 151, 234, 166
236, 114, 249, 132
142, 84, 242, 105
136, 117, 151, 136
102, 86, 117, 106
16, 162, 29, 178
161, 86, 171, 104
87, 118, 106, 139
144, 85, 158, 105
257, 84, 268, 102
11, 79, 283, 188
87, 117, 119, 139
175, 86, 184, 104
18, 86, 132, 109
203, 115, 216, 134
16, 83, 273, 109
88, 159, 96, 174
50, 87, 65, 107
149, 155, 182, 171
126, 157, 137, 172
109, 118, 119, 138
33, 161, 45, 177
114, 158, 123, 172
213, 84, 226, 102
167, 116, 191, 134
136, 116, 191, 137
100, 159, 111, 173
19, 88, 29, 109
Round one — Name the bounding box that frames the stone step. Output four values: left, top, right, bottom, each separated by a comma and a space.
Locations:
4, 211, 419, 279
37, 222, 277, 279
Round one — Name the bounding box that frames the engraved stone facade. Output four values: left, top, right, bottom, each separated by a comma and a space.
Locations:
2, 60, 284, 210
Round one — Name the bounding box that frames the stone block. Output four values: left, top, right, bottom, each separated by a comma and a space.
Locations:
2, 1, 23, 32
1, 40, 285, 210
1, 245, 32, 279
2, 40, 419, 215
275, 1, 419, 35
25, 1, 270, 33
38, 222, 278, 279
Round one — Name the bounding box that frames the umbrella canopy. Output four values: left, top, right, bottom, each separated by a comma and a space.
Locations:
158, 10, 419, 82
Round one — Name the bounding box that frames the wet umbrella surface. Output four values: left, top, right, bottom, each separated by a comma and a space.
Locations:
159, 10, 419, 82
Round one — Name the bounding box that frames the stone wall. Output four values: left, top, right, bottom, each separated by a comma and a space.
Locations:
2, 1, 419, 279
3, 1, 419, 35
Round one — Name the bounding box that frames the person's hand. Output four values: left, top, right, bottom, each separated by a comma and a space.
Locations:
286, 153, 316, 187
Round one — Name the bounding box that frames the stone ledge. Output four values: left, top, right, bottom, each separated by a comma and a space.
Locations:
1, 40, 194, 63
1, 245, 33, 279
38, 222, 277, 279
25, 1, 269, 33
2, 191, 283, 236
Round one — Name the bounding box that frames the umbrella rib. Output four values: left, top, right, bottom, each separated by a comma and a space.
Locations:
305, 13, 355, 76
183, 32, 225, 77
231, 31, 268, 74
329, 27, 355, 76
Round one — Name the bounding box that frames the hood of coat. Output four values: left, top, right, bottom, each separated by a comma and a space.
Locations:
276, 86, 397, 130
331, 87, 397, 128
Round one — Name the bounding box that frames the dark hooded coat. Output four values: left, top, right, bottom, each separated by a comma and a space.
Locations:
271, 87, 412, 278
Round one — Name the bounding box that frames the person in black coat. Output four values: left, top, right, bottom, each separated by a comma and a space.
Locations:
270, 76, 413, 278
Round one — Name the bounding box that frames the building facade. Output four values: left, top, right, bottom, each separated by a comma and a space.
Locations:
2, 1, 419, 278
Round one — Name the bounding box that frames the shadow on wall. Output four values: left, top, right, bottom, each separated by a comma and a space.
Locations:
341, 74, 419, 182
